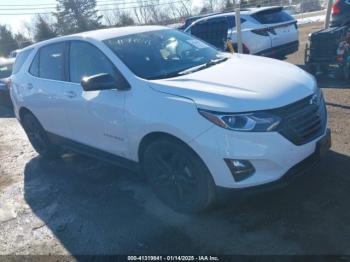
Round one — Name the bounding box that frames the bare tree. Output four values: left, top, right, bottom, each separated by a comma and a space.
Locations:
147, 0, 161, 23
22, 21, 35, 40
103, 8, 135, 27
34, 14, 58, 42
203, 0, 219, 12
178, 0, 192, 16
133, 0, 152, 24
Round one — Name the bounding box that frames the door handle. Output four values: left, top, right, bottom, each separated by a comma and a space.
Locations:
64, 91, 77, 98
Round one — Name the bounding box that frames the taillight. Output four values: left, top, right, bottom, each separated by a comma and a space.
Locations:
232, 43, 250, 54
243, 44, 250, 54
251, 28, 269, 36
332, 0, 341, 15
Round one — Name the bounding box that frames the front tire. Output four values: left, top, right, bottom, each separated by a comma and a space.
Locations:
141, 138, 216, 213
22, 113, 60, 158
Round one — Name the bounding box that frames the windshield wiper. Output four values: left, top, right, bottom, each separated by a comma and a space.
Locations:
149, 57, 229, 80
178, 57, 229, 76
205, 57, 229, 67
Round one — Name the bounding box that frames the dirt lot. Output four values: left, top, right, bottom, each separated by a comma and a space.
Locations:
0, 22, 350, 256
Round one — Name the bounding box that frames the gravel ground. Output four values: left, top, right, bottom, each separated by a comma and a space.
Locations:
0, 22, 350, 256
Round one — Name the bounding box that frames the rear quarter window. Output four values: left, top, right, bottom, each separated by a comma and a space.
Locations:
29, 52, 39, 77
253, 10, 294, 24
12, 48, 33, 74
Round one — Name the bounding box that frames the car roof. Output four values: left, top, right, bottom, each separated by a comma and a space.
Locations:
20, 25, 168, 52
183, 6, 285, 29
72, 25, 168, 40
185, 6, 284, 23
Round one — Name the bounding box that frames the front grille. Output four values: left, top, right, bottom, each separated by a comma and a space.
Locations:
271, 94, 327, 145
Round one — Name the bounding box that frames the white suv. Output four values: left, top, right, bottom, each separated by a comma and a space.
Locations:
10, 26, 330, 213
183, 7, 299, 57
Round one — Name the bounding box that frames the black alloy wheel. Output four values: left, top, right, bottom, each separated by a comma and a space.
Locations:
142, 138, 215, 213
22, 113, 59, 158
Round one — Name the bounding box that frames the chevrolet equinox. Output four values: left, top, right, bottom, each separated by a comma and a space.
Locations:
10, 26, 331, 212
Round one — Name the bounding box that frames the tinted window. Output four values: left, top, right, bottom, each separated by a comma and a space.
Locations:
12, 48, 33, 74
191, 18, 229, 49
69, 41, 120, 83
104, 29, 221, 80
29, 52, 39, 77
185, 15, 207, 28
253, 9, 294, 24
0, 63, 13, 78
39, 43, 65, 81
226, 16, 246, 28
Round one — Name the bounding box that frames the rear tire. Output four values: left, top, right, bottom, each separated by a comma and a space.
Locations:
141, 138, 216, 213
22, 113, 60, 158
343, 61, 350, 81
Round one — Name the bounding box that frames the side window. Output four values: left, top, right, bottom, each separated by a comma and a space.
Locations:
12, 48, 33, 74
227, 16, 246, 28
69, 41, 121, 84
29, 52, 39, 77
191, 18, 229, 49
39, 42, 66, 81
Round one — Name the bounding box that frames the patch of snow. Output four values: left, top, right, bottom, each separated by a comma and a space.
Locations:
297, 15, 325, 25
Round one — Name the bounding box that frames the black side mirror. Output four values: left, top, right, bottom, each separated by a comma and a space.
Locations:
81, 73, 130, 91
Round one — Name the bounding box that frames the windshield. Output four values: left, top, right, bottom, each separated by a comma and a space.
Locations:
0, 63, 13, 79
104, 29, 225, 80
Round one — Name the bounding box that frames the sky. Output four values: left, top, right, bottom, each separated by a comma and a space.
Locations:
0, 0, 203, 34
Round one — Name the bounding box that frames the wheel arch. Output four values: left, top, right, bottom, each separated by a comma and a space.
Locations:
138, 131, 217, 212
18, 107, 35, 123
138, 131, 204, 165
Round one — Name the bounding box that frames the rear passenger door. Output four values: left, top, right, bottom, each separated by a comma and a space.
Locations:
27, 42, 73, 138
63, 40, 128, 157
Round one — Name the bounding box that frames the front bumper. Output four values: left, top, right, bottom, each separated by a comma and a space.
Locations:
189, 125, 330, 189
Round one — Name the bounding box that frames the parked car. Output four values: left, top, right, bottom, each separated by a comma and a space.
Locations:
9, 49, 21, 59
10, 26, 330, 213
0, 58, 14, 107
330, 0, 350, 27
183, 7, 299, 58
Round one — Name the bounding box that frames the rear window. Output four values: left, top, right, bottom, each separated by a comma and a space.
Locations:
0, 63, 13, 78
12, 48, 33, 74
253, 9, 294, 24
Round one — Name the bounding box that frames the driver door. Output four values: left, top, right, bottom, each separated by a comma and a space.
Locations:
63, 40, 129, 157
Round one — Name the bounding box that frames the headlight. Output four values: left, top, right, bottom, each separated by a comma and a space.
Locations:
198, 109, 281, 132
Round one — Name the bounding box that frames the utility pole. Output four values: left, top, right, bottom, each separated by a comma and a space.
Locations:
324, 0, 334, 29
235, 0, 243, 53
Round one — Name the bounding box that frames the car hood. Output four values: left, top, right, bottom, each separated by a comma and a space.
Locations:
148, 54, 316, 112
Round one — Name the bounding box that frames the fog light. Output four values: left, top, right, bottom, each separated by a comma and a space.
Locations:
224, 159, 255, 182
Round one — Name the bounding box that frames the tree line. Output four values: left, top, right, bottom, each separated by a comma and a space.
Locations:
0, 0, 235, 57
